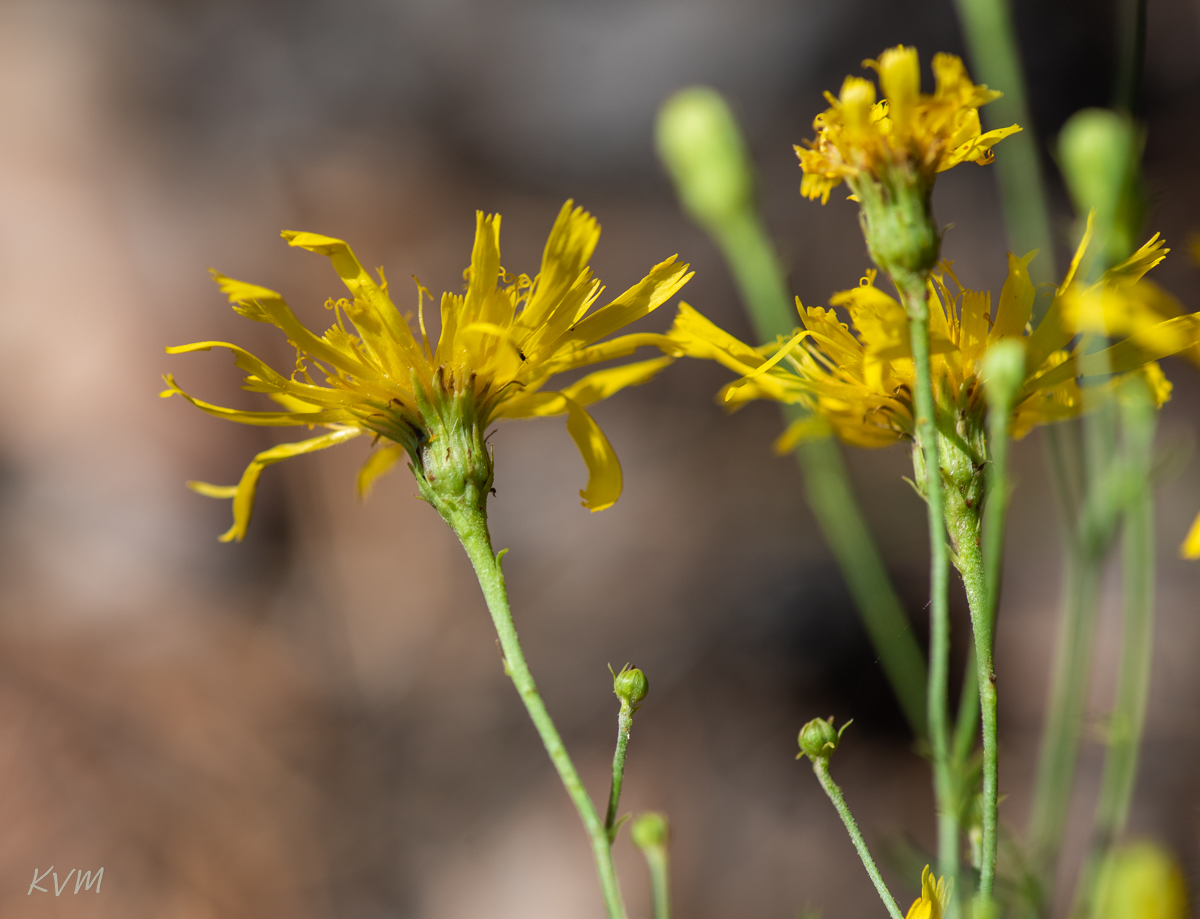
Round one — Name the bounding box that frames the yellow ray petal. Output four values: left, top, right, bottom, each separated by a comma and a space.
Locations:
520, 201, 601, 331
534, 333, 682, 377
772, 414, 832, 454
724, 329, 811, 400
196, 427, 363, 542
210, 270, 389, 385
282, 231, 427, 374
958, 289, 990, 362
1060, 211, 1096, 292
496, 355, 669, 419
554, 256, 692, 351
166, 341, 364, 407
160, 375, 348, 426
357, 443, 406, 498
564, 396, 622, 512
560, 356, 675, 407
990, 250, 1037, 341
1182, 510, 1200, 559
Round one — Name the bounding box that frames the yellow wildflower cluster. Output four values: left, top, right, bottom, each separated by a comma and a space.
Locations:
905, 866, 952, 919
670, 220, 1191, 454
796, 46, 1021, 205
164, 202, 692, 540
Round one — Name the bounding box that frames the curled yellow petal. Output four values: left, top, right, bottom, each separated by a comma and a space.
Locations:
563, 397, 622, 512
201, 427, 363, 542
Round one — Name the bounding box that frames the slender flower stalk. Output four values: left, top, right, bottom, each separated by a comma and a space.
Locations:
631, 813, 672, 919
452, 510, 628, 919
799, 718, 905, 919
605, 664, 648, 843
655, 87, 928, 738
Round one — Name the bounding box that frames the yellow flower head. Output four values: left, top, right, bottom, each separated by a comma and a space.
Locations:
163, 201, 692, 540
796, 46, 1022, 205
906, 866, 952, 919
670, 216, 1191, 455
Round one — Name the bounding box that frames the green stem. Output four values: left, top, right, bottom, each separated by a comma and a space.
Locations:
940, 386, 1013, 903
714, 209, 928, 738
605, 703, 634, 843
951, 0, 1058, 291
1114, 0, 1148, 113
812, 757, 905, 919
1027, 549, 1102, 906
450, 506, 628, 919
896, 278, 958, 902
641, 844, 671, 919
1071, 381, 1157, 919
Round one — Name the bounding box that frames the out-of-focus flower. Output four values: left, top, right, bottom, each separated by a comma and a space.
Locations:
164, 202, 692, 540
795, 46, 1020, 206
1093, 841, 1188, 919
905, 866, 951, 919
669, 217, 1191, 454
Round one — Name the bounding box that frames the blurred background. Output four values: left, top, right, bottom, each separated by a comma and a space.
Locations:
2, 0, 1200, 916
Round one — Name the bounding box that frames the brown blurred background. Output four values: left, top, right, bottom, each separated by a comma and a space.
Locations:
2, 0, 1200, 916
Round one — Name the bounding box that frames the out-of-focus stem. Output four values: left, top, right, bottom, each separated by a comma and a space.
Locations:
1114, 0, 1148, 113
1027, 550, 1102, 905
711, 208, 929, 739
952, 0, 1057, 291
1070, 380, 1157, 919
896, 277, 958, 903
642, 842, 671, 919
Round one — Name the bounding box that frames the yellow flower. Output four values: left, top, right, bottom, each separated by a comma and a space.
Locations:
905, 866, 951, 919
796, 46, 1022, 205
670, 216, 1193, 455
163, 201, 692, 540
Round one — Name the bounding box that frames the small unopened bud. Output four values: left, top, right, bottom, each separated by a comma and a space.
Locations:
612, 663, 649, 711
630, 812, 670, 850
656, 87, 753, 230
982, 339, 1026, 412
797, 716, 851, 762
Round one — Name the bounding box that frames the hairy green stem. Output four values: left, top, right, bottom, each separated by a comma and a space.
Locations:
605, 703, 634, 843
713, 209, 928, 738
897, 278, 959, 901
450, 506, 627, 919
945, 458, 1003, 902
812, 757, 905, 919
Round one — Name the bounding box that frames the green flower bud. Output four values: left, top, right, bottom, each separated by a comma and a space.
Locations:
656, 87, 753, 229
797, 716, 850, 761
612, 663, 649, 711
1058, 108, 1145, 265
630, 812, 670, 850
982, 339, 1026, 412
